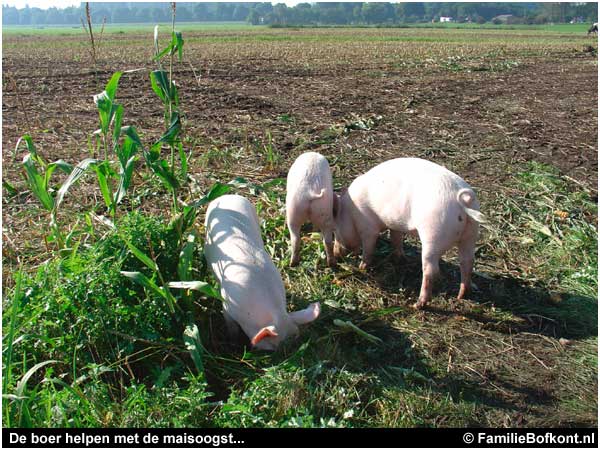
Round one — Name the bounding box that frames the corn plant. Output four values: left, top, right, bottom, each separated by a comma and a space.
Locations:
90, 72, 142, 219
147, 8, 187, 213
17, 136, 72, 247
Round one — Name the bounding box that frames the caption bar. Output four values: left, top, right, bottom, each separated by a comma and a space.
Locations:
3, 428, 598, 448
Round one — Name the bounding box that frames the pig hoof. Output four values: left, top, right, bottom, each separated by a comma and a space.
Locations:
327, 259, 337, 268
358, 262, 369, 271
412, 300, 426, 310
290, 258, 300, 267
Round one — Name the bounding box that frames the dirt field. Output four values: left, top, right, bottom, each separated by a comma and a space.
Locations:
2, 26, 598, 427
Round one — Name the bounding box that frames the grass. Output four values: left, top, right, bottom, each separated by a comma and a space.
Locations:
4, 160, 595, 427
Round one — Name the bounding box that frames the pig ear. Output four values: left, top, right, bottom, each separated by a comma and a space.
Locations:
251, 325, 278, 346
289, 302, 320, 325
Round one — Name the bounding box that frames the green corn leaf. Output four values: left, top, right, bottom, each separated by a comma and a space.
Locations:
104, 71, 123, 102
22, 153, 53, 211
42, 159, 72, 193
168, 281, 222, 301
121, 239, 159, 273
112, 104, 124, 147
15, 135, 43, 165
177, 140, 188, 179
144, 146, 180, 191
150, 70, 168, 103
190, 182, 231, 208
120, 271, 175, 314
174, 31, 184, 61
177, 232, 196, 281
93, 91, 112, 136
114, 154, 137, 205
15, 360, 57, 397
121, 125, 143, 149
183, 323, 204, 375
157, 113, 181, 145
117, 133, 138, 168
55, 158, 99, 210
90, 162, 113, 210
154, 42, 175, 61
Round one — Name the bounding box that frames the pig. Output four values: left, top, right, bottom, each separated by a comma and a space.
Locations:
286, 152, 336, 267
204, 194, 320, 351
332, 158, 486, 309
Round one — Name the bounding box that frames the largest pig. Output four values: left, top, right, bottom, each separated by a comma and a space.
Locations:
332, 158, 486, 309
205, 194, 320, 350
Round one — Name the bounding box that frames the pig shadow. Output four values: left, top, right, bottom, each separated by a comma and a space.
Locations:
342, 235, 597, 341
203, 297, 566, 423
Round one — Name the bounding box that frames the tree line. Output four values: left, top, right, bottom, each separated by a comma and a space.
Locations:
2, 2, 597, 27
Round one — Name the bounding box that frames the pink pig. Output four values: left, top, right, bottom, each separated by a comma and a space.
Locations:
286, 152, 336, 267
205, 194, 320, 350
332, 158, 486, 309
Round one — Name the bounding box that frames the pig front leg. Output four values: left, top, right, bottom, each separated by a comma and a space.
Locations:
224, 310, 241, 339
390, 230, 405, 260
413, 244, 440, 309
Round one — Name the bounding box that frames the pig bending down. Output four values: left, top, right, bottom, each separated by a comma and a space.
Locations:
332, 158, 486, 309
286, 152, 336, 266
205, 194, 320, 350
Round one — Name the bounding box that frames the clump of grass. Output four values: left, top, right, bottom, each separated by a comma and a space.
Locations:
481, 161, 597, 337
258, 130, 281, 171
1, 212, 218, 427
511, 161, 597, 297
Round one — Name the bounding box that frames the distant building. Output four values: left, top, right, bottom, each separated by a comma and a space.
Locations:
492, 14, 514, 23
440, 16, 453, 23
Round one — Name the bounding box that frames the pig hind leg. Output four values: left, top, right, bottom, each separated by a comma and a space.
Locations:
287, 209, 306, 267
321, 229, 336, 267
457, 221, 479, 300
414, 242, 441, 309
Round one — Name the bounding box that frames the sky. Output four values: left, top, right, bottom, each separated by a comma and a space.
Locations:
3, 0, 313, 8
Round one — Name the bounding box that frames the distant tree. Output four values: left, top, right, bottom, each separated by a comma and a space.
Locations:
403, 2, 425, 20
111, 7, 131, 24
19, 7, 32, 25
232, 4, 250, 21
361, 2, 395, 24
3, 6, 19, 25
135, 8, 152, 23
192, 3, 210, 21
177, 6, 192, 22
272, 3, 289, 25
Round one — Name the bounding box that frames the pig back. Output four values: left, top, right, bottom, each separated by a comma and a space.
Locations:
205, 194, 264, 249
349, 158, 472, 230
